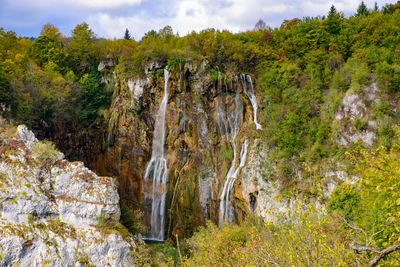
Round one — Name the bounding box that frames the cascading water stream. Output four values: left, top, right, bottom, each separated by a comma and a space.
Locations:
224, 139, 249, 223
143, 69, 169, 241
241, 74, 262, 130
218, 83, 244, 226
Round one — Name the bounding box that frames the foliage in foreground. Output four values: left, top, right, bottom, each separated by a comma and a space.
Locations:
183, 205, 365, 266
328, 132, 400, 265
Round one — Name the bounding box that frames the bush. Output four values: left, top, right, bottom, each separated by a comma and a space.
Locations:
120, 205, 147, 235
152, 243, 179, 265
353, 117, 369, 131
32, 140, 61, 165
184, 205, 365, 266
327, 183, 360, 221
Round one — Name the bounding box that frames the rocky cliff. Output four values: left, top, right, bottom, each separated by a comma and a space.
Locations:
0, 122, 140, 266
91, 60, 265, 238
84, 57, 385, 241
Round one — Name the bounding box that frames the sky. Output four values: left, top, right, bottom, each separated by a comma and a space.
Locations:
0, 0, 398, 40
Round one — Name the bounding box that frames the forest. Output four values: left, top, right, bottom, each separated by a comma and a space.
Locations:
1, 1, 400, 266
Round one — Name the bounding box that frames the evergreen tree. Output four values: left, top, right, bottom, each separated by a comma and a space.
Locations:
327, 5, 341, 35
374, 2, 379, 11
356, 1, 369, 17
124, 28, 131, 40
329, 4, 337, 15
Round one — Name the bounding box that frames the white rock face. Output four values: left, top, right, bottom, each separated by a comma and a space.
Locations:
128, 78, 147, 100
17, 125, 38, 150
334, 83, 379, 146
98, 56, 114, 72
0, 125, 137, 266
145, 61, 163, 75
241, 140, 288, 220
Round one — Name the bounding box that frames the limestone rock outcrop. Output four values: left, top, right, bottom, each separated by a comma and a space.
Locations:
0, 124, 137, 266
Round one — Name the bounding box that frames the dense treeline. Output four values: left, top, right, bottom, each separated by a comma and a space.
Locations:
0, 22, 111, 143
1, 1, 400, 265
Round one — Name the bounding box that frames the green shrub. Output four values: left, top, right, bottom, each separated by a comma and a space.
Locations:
218, 144, 233, 162
96, 212, 114, 227
353, 117, 369, 131
27, 214, 34, 224
327, 183, 360, 221
32, 140, 60, 165
120, 205, 147, 235
152, 243, 179, 264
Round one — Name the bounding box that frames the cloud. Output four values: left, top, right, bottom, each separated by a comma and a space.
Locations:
87, 0, 294, 39
0, 0, 398, 39
64, 0, 144, 10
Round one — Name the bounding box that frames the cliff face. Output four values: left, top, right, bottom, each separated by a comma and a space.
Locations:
91, 60, 265, 238
0, 123, 138, 266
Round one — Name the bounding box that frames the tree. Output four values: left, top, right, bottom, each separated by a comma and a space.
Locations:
124, 28, 131, 40
329, 4, 337, 15
327, 5, 342, 35
356, 1, 369, 17
158, 25, 174, 39
254, 19, 267, 31
40, 23, 64, 44
0, 70, 11, 103
31, 35, 66, 70
67, 22, 96, 73
329, 136, 400, 265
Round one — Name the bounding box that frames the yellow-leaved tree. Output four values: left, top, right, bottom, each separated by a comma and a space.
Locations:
329, 132, 400, 265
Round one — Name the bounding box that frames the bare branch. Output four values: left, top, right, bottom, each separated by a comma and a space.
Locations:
368, 243, 400, 267
351, 243, 380, 254
340, 216, 368, 246
351, 242, 400, 267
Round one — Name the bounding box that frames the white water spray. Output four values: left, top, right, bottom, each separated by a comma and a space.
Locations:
218, 84, 244, 226
241, 74, 262, 130
224, 139, 249, 223
143, 69, 169, 241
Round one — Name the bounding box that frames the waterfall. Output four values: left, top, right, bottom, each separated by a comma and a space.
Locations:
241, 74, 262, 130
224, 140, 249, 223
218, 84, 244, 226
143, 69, 169, 241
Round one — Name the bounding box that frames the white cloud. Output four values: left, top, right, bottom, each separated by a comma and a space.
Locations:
64, 0, 143, 9
87, 13, 167, 39
87, 0, 293, 39
2, 0, 399, 38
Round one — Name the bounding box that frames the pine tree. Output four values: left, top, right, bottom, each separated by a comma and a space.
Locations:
329, 4, 337, 15
327, 5, 341, 35
124, 28, 131, 40
356, 1, 369, 17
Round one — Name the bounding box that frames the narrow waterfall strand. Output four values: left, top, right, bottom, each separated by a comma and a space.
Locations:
242, 74, 262, 130
143, 69, 169, 241
218, 84, 243, 226
224, 140, 249, 223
